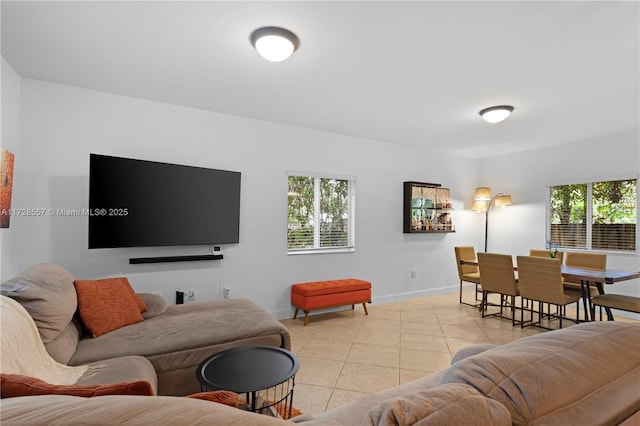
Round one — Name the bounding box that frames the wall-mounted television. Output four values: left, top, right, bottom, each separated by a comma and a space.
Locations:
89, 154, 241, 249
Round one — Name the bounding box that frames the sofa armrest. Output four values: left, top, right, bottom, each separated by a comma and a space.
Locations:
137, 293, 168, 319
450, 343, 498, 365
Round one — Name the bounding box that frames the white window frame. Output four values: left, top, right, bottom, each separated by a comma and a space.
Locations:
287, 171, 356, 255
547, 176, 638, 254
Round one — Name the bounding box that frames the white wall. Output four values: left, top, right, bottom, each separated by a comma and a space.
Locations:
7, 78, 482, 317
5, 76, 638, 319
1, 57, 22, 280
480, 132, 640, 314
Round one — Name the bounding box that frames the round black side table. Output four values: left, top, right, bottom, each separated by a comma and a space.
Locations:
196, 346, 300, 418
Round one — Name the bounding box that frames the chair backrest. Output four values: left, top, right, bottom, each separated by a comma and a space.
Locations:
564, 252, 606, 269
529, 249, 564, 264
454, 246, 478, 279
477, 253, 518, 296
516, 255, 565, 304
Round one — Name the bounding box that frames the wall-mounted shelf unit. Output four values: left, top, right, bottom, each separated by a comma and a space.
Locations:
403, 181, 455, 233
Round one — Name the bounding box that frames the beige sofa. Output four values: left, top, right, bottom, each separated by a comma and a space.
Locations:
2, 319, 639, 425
0, 263, 291, 396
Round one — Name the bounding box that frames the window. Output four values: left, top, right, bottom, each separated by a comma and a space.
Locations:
287, 173, 355, 253
549, 179, 637, 252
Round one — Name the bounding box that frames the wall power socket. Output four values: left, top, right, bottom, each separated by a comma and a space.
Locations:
223, 287, 231, 299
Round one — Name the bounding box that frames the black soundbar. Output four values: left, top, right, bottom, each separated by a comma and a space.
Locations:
129, 254, 223, 264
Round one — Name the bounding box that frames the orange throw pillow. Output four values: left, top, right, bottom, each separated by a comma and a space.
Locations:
97, 277, 148, 313
74, 278, 145, 337
0, 373, 154, 398
186, 391, 239, 407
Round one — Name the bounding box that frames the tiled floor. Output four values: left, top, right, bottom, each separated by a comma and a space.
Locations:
279, 288, 637, 417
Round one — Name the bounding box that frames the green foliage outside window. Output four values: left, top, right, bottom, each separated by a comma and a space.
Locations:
549, 179, 636, 251
287, 175, 353, 251
592, 180, 637, 224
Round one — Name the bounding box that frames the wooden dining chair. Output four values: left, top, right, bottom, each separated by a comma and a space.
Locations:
564, 252, 607, 319
454, 246, 482, 307
590, 294, 640, 321
516, 256, 581, 329
529, 249, 564, 317
529, 249, 564, 264
477, 253, 520, 326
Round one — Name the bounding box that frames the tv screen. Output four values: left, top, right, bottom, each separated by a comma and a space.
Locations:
89, 154, 241, 248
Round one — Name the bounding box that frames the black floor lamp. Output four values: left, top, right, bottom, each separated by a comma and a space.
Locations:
473, 187, 512, 252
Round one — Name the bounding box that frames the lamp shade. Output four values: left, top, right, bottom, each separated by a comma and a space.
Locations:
472, 200, 487, 212
250, 27, 299, 62
479, 105, 514, 124
474, 187, 491, 201
495, 195, 512, 207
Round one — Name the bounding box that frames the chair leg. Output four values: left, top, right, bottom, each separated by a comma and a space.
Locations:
599, 306, 603, 321
481, 291, 487, 317
537, 302, 541, 326
559, 305, 563, 329
580, 280, 591, 321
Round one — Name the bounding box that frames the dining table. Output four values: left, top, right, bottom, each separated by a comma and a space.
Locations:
560, 265, 640, 320
459, 259, 640, 321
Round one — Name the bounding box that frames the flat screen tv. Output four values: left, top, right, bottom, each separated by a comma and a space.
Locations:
89, 154, 241, 248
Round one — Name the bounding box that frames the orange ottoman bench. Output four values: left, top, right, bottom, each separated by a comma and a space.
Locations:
291, 279, 372, 326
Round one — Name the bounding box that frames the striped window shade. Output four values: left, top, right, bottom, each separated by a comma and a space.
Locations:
287, 172, 356, 253
549, 179, 636, 252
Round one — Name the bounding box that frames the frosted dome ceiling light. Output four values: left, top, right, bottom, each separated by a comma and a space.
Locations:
250, 27, 299, 62
479, 105, 514, 124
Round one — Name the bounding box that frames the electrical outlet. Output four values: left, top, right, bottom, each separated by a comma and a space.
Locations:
223, 287, 231, 299
411, 269, 417, 279
187, 289, 196, 301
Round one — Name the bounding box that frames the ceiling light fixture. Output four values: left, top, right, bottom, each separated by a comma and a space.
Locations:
250, 26, 299, 62
479, 105, 514, 124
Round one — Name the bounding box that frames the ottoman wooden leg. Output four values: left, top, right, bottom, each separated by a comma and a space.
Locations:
362, 303, 369, 315
303, 311, 309, 326
293, 307, 300, 320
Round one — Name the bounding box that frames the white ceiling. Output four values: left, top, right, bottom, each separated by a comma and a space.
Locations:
2, 1, 638, 158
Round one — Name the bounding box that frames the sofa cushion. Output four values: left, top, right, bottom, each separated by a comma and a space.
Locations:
78, 356, 158, 395
0, 263, 77, 343
440, 322, 640, 425
74, 278, 144, 337
308, 371, 443, 426
43, 319, 82, 364
0, 373, 154, 398
138, 293, 168, 319
0, 395, 291, 425
363, 383, 510, 426
450, 343, 497, 365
